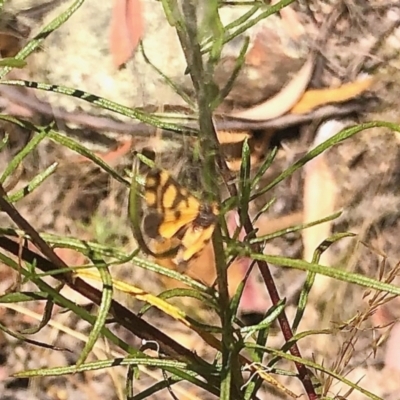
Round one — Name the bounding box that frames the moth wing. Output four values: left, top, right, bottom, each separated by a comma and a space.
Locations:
159, 208, 200, 239
177, 224, 216, 262
142, 167, 218, 264
151, 236, 180, 256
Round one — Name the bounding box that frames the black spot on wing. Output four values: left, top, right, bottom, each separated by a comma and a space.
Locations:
174, 209, 182, 220
145, 170, 164, 210
159, 175, 190, 211
145, 169, 162, 190
143, 212, 163, 238
172, 187, 190, 210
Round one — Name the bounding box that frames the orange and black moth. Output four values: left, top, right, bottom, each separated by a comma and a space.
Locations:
143, 168, 219, 264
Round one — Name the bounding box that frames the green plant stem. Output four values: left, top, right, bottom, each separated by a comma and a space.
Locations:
174, 2, 239, 398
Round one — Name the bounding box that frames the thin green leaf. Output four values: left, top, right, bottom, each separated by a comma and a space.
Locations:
134, 151, 156, 169
0, 114, 40, 131
251, 198, 276, 224
0, 79, 191, 133
76, 258, 113, 367
28, 265, 93, 279
239, 138, 251, 226
0, 133, 8, 151
0, 228, 128, 260
160, 0, 182, 27
20, 287, 58, 335
47, 130, 129, 186
292, 232, 355, 333
201, 0, 296, 55
0, 58, 26, 68
218, 0, 297, 54
139, 365, 221, 399
8, 162, 58, 203
139, 288, 217, 316
200, 4, 260, 54
220, 363, 232, 400
229, 260, 256, 321
242, 300, 286, 400
211, 36, 249, 109
250, 211, 343, 243
223, 4, 261, 32
0, 321, 69, 351
133, 376, 183, 400
0, 291, 49, 303
140, 42, 195, 108
16, 357, 189, 377
241, 300, 285, 338
131, 256, 211, 291
0, 128, 48, 185
243, 330, 278, 398
205, 0, 225, 69
15, 356, 220, 398
251, 147, 278, 190
126, 364, 136, 399
250, 253, 400, 295
282, 328, 334, 352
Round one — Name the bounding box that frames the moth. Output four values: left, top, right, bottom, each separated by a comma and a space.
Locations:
140, 168, 219, 265
216, 129, 273, 171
